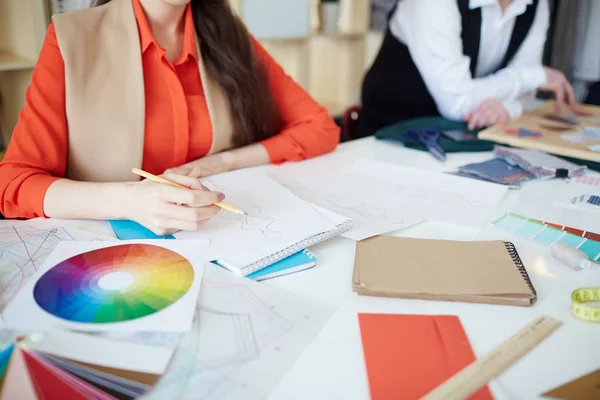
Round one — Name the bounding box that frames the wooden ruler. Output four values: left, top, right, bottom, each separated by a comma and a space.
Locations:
422, 315, 563, 400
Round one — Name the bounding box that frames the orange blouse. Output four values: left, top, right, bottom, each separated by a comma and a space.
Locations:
0, 0, 339, 219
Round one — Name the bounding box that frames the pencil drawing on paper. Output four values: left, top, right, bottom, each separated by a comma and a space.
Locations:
0, 226, 78, 307
203, 179, 283, 240
280, 180, 406, 225
338, 172, 490, 209
145, 278, 297, 400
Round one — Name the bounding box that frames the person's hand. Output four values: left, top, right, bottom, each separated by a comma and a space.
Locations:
122, 173, 224, 236
540, 67, 576, 114
463, 99, 510, 131
165, 152, 234, 179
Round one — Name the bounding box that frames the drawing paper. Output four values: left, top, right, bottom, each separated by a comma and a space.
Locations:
174, 168, 336, 259
1, 240, 209, 333
140, 263, 334, 400
358, 313, 493, 400
272, 159, 507, 239
0, 221, 113, 309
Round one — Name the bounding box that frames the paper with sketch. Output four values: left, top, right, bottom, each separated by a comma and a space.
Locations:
174, 168, 336, 259
0, 220, 114, 309
140, 263, 333, 400
272, 159, 508, 239
2, 240, 209, 333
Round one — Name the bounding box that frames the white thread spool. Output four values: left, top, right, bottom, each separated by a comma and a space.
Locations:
551, 242, 593, 271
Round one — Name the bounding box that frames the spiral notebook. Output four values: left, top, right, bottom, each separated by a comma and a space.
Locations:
215, 205, 352, 276
352, 237, 537, 307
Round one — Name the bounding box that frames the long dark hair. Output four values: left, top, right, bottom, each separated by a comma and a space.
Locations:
91, 0, 280, 147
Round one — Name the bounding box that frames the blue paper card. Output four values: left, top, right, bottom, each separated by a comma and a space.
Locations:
109, 220, 175, 240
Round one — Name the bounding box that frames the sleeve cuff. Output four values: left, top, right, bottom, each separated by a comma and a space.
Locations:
23, 174, 61, 218
502, 100, 524, 119
520, 66, 547, 92
259, 133, 305, 164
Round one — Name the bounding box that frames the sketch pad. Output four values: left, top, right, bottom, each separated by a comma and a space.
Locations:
352, 237, 536, 307
216, 205, 352, 276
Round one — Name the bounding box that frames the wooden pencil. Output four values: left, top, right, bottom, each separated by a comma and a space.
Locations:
131, 168, 247, 215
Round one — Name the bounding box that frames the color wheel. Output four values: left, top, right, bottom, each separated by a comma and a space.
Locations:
33, 244, 194, 324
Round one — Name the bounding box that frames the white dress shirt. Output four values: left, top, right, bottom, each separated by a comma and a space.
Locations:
389, 0, 549, 120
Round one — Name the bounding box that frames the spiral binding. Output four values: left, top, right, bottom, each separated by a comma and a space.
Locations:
504, 241, 537, 304
240, 220, 353, 275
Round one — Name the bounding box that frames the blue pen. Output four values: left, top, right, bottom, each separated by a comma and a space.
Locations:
404, 129, 447, 161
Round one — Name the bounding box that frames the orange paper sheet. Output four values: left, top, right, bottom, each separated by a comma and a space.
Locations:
358, 314, 494, 400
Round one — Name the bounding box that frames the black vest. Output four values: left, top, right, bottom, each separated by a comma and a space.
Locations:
357, 0, 540, 138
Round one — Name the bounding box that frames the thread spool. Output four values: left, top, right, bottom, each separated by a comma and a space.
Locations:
551, 242, 592, 271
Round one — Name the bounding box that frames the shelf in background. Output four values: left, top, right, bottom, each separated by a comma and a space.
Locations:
0, 50, 35, 72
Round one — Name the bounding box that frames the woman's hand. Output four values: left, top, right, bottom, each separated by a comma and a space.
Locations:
540, 67, 576, 114
122, 173, 225, 236
463, 99, 510, 131
165, 152, 234, 179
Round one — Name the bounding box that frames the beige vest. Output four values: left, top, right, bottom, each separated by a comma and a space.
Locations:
53, 0, 235, 182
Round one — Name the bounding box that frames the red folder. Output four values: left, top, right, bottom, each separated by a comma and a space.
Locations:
358, 314, 493, 400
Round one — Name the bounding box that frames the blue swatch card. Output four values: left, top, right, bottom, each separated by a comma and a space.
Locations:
109, 220, 175, 240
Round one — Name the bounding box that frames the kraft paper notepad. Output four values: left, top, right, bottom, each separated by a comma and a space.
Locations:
352, 237, 537, 306
542, 368, 600, 399
358, 314, 493, 400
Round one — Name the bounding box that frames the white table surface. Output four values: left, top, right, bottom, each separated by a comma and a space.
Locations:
42, 137, 600, 399
262, 137, 600, 400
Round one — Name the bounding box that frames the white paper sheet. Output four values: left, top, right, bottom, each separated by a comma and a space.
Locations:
272, 159, 508, 239
141, 264, 334, 400
2, 240, 209, 333
174, 168, 336, 259
554, 181, 600, 213
0, 220, 114, 309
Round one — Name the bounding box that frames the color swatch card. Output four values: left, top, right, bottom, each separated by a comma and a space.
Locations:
272, 159, 507, 240
358, 314, 493, 400
492, 213, 600, 261
2, 240, 210, 332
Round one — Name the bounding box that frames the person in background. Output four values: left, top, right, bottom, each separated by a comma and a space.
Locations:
357, 0, 577, 138
0, 0, 339, 234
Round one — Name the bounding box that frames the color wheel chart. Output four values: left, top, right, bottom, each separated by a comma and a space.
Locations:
492, 213, 600, 261
33, 244, 194, 323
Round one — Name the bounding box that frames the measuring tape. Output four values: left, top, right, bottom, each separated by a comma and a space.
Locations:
572, 288, 600, 323
421, 315, 563, 400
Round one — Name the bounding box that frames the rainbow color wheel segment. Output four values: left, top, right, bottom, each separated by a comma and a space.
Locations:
33, 244, 194, 324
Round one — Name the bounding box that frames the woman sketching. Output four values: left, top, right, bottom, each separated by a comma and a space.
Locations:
0, 0, 340, 234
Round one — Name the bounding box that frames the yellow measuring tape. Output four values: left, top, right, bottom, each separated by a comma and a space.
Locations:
572, 288, 600, 323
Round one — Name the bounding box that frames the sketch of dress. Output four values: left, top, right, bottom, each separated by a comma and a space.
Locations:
203, 179, 283, 239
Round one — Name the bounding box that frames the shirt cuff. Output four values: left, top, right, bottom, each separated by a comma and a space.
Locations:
502, 100, 524, 119
22, 174, 61, 218
259, 133, 305, 164
519, 66, 547, 93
